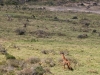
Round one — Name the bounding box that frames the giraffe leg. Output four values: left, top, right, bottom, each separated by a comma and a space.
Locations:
64, 64, 66, 69
67, 63, 73, 71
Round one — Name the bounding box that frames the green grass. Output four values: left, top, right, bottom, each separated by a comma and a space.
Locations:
0, 5, 100, 75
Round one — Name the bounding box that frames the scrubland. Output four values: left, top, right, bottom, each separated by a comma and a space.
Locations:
0, 5, 100, 75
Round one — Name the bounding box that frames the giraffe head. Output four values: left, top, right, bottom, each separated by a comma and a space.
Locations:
60, 51, 64, 54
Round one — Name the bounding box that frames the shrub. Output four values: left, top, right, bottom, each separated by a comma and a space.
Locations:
5, 53, 16, 59
25, 57, 41, 64
77, 34, 88, 39
17, 68, 33, 75
44, 58, 55, 67
33, 65, 45, 75
57, 32, 66, 36
60, 50, 69, 55
44, 68, 53, 75
0, 45, 7, 55
15, 28, 26, 35
53, 16, 59, 21
30, 58, 40, 64
85, 23, 90, 27
72, 16, 78, 19
80, 18, 90, 26
31, 14, 36, 19
32, 30, 50, 38
92, 29, 97, 33
0, 64, 15, 74
7, 59, 23, 68
17, 65, 45, 75
87, 70, 98, 74
41, 50, 49, 54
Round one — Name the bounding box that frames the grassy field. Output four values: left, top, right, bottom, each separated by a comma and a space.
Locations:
0, 5, 100, 75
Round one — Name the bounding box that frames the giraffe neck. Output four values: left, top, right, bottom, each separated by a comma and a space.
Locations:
62, 54, 66, 60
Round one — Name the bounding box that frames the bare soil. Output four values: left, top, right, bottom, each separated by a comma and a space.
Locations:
29, 2, 100, 14
45, 4, 100, 14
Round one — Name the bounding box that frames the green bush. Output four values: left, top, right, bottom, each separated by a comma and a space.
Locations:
5, 53, 16, 59
33, 65, 45, 75
15, 28, 26, 35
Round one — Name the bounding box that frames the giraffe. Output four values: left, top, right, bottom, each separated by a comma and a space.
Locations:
60, 52, 73, 71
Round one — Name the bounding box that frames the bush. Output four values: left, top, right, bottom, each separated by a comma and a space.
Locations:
0, 45, 7, 55
77, 34, 88, 39
30, 58, 40, 64
7, 59, 23, 68
25, 57, 41, 64
41, 50, 49, 54
80, 18, 90, 26
53, 16, 59, 21
5, 53, 16, 59
33, 65, 45, 75
32, 30, 50, 38
92, 29, 97, 33
44, 58, 55, 67
18, 65, 45, 75
15, 28, 26, 35
72, 16, 78, 19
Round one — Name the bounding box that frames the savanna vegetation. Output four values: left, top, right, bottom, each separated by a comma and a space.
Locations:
0, 0, 100, 75
0, 0, 100, 6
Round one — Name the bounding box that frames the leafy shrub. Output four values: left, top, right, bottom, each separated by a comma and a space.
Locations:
15, 28, 26, 35
72, 16, 78, 19
25, 57, 41, 64
41, 50, 49, 54
0, 64, 15, 74
5, 53, 16, 59
80, 18, 90, 27
92, 29, 97, 33
30, 58, 40, 64
57, 32, 66, 36
0, 61, 6, 65
32, 30, 50, 38
77, 34, 88, 39
53, 16, 59, 21
17, 64, 45, 75
17, 68, 33, 75
44, 67, 53, 75
60, 50, 69, 55
87, 70, 98, 74
33, 65, 45, 75
30, 39, 38, 42
7, 59, 23, 68
0, 45, 7, 55
44, 58, 55, 67
22, 7, 29, 10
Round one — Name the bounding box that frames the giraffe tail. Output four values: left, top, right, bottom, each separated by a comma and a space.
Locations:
69, 67, 74, 71
68, 66, 74, 71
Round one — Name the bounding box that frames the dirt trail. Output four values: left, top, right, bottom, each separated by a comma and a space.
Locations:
45, 6, 100, 14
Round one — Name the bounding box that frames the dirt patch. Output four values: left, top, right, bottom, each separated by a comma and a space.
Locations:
45, 5, 100, 14
29, 2, 100, 14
